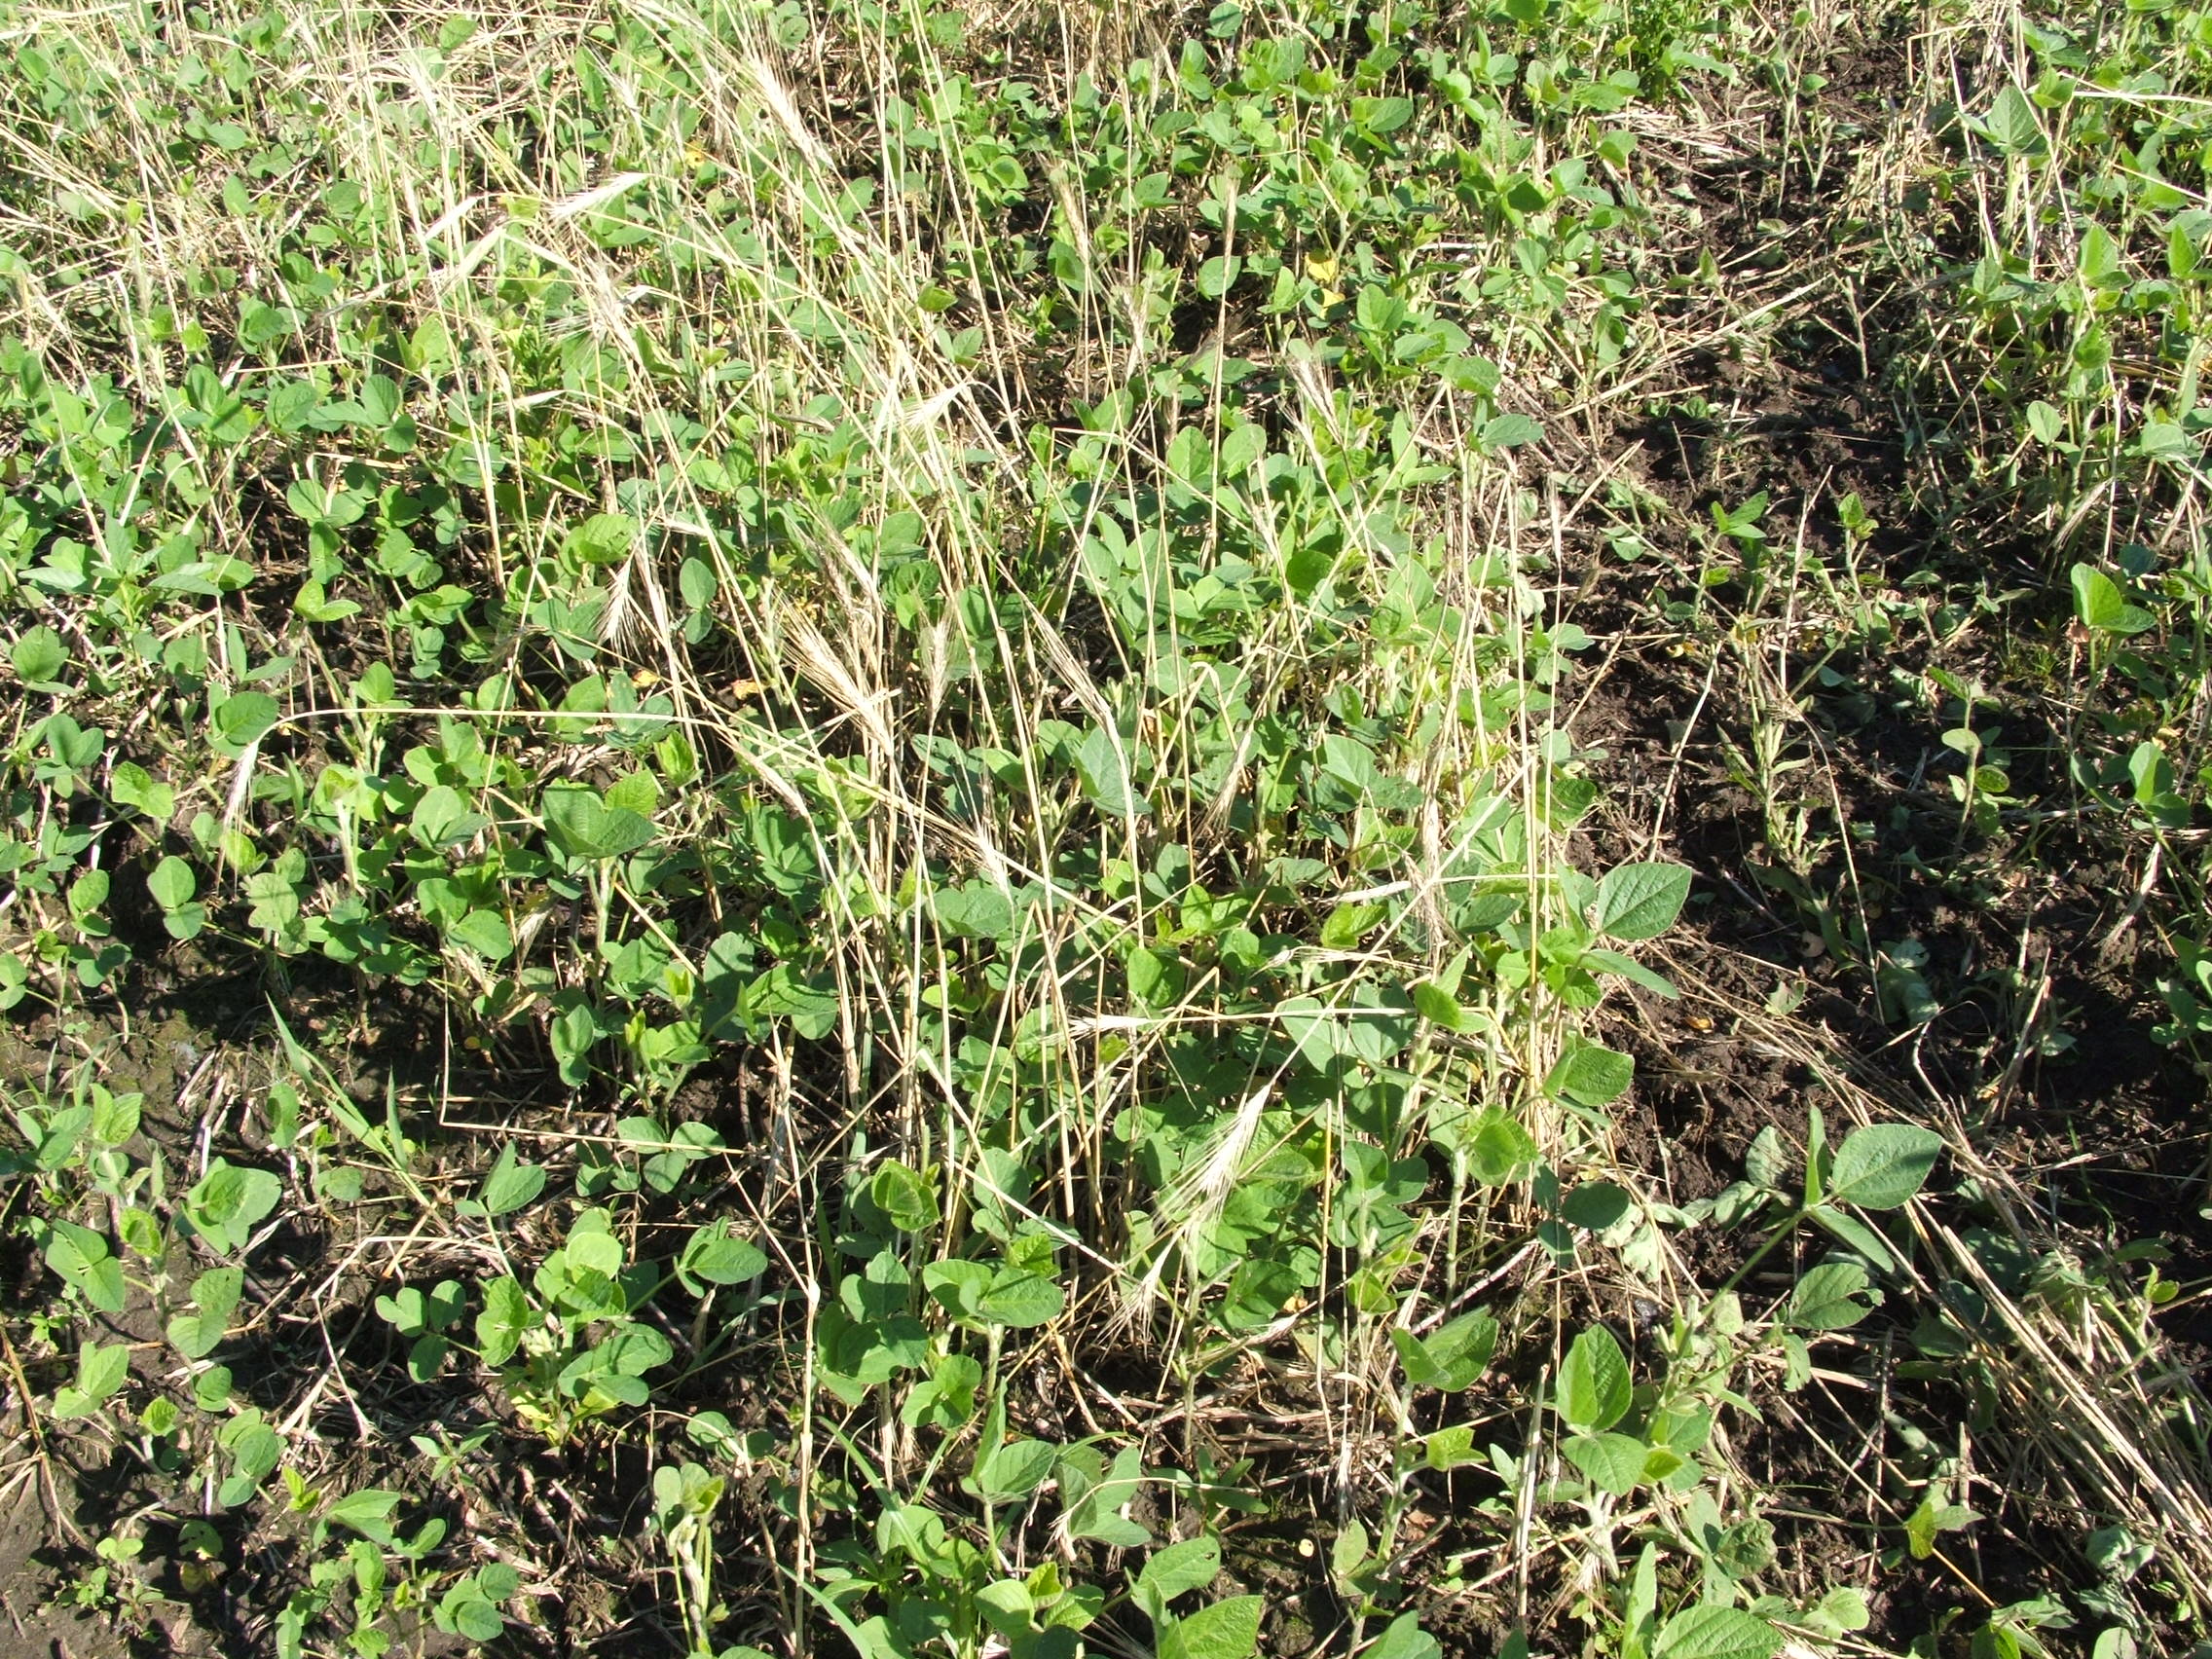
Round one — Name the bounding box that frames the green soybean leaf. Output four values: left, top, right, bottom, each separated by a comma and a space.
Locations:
1654, 1604, 1782, 1659
476, 1275, 533, 1366
213, 690, 281, 748
1595, 862, 1691, 941
1219, 424, 1265, 477
1423, 1424, 1482, 1470
413, 784, 488, 848
1390, 1309, 1497, 1391
870, 1161, 936, 1233
52, 1340, 131, 1419
1565, 1430, 1648, 1495
1579, 946, 1681, 998
46, 1222, 126, 1313
184, 362, 256, 444
1064, 1443, 1153, 1547
566, 512, 639, 565
12, 625, 65, 686
2138, 423, 2192, 464
2070, 564, 2154, 636
110, 762, 176, 821
322, 1488, 405, 1544
566, 1228, 624, 1280
222, 1419, 285, 1493
1482, 412, 1544, 449
1073, 724, 1147, 819
1558, 1325, 1632, 1433
1563, 1181, 1634, 1231
978, 1267, 1065, 1329
265, 377, 321, 432
974, 1436, 1057, 1500
1825, 1124, 1943, 1209
542, 784, 656, 861
1980, 85, 2046, 156
183, 1160, 281, 1252
451, 1596, 503, 1641
1546, 1040, 1634, 1108
1139, 1536, 1223, 1606
1160, 1594, 1264, 1659
1787, 1261, 1873, 1331
240, 299, 300, 348
1353, 94, 1416, 133
1804, 1204, 1899, 1272
1365, 1615, 1443, 1659
603, 769, 659, 816
922, 1260, 992, 1322
1412, 978, 1468, 1028
933, 880, 1014, 942
148, 856, 196, 910
1281, 995, 1356, 1071
168, 1267, 244, 1359
480, 1143, 547, 1216
681, 1220, 768, 1286
1806, 1587, 1871, 1635
448, 908, 513, 960
1463, 1107, 1538, 1185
